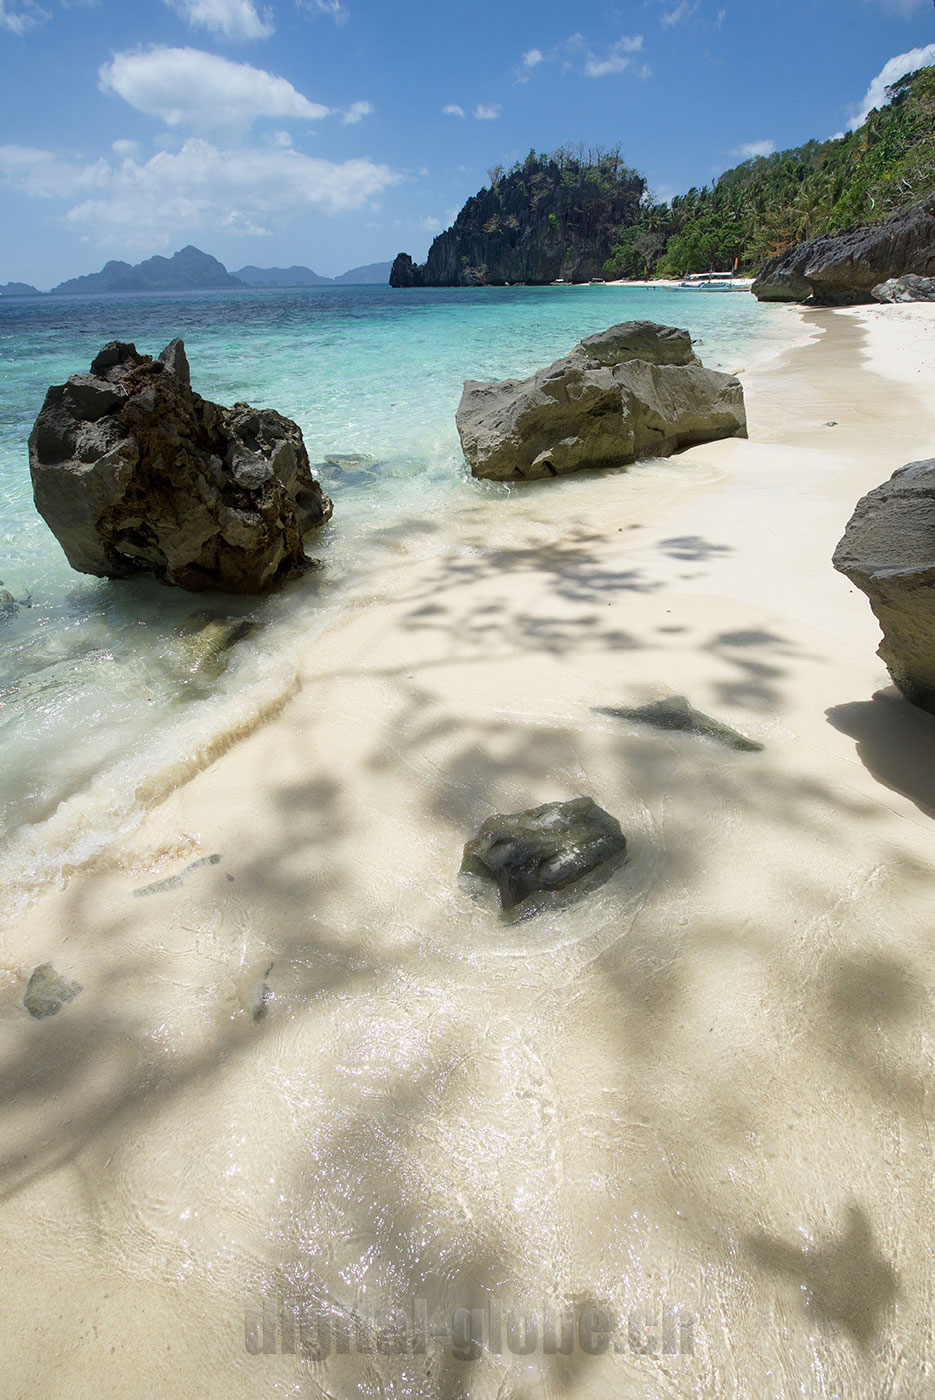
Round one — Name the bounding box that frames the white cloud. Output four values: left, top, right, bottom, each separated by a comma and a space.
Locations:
473, 103, 501, 119
847, 45, 935, 130
164, 0, 274, 40
297, 0, 348, 22
0, 138, 401, 249
715, 6, 727, 27
584, 34, 643, 78
112, 138, 141, 159
342, 100, 372, 124
0, 0, 48, 32
420, 216, 441, 231
99, 47, 329, 135
732, 139, 775, 159
443, 103, 465, 117
661, 1, 699, 26
523, 47, 543, 67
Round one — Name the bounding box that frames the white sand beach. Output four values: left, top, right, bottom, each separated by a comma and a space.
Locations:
1, 302, 935, 1397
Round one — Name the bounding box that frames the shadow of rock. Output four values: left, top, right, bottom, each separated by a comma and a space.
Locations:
826, 688, 935, 819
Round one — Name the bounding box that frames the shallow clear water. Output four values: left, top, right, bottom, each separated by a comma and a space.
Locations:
0, 283, 795, 907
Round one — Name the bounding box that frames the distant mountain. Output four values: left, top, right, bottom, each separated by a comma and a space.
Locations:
51, 245, 244, 295
234, 264, 332, 287
0, 281, 40, 296
332, 262, 392, 284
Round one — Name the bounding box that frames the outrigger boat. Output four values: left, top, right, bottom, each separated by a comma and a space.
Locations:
676, 270, 743, 290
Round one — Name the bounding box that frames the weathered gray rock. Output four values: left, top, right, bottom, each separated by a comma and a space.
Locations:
0, 582, 16, 621
833, 459, 935, 714
24, 963, 81, 1019
871, 273, 935, 303
460, 796, 627, 911
595, 695, 763, 751
752, 196, 935, 305
456, 321, 746, 481
29, 339, 333, 594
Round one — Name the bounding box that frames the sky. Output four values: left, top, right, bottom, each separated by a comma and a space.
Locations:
1, 0, 934, 287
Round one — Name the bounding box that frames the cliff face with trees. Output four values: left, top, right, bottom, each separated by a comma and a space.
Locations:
391, 66, 935, 288
390, 147, 644, 287
605, 65, 935, 279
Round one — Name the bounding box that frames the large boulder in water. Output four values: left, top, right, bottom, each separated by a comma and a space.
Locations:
752, 196, 935, 305
833, 459, 935, 714
28, 339, 332, 594
455, 320, 746, 481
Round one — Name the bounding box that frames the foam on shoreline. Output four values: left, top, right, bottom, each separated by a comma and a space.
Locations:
1, 302, 934, 1397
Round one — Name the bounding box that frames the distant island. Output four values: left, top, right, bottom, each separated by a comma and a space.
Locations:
1, 249, 394, 296
234, 261, 393, 287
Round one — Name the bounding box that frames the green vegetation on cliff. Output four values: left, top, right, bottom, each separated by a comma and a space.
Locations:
392, 66, 935, 288
391, 146, 645, 286
605, 65, 935, 279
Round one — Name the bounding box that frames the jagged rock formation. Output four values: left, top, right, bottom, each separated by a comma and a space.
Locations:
0, 281, 40, 296
455, 320, 746, 481
50, 245, 244, 296
460, 797, 627, 912
872, 273, 935, 302
29, 338, 332, 594
833, 459, 935, 714
391, 149, 644, 287
752, 196, 935, 304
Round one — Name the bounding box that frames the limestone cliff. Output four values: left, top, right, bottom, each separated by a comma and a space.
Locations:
391, 149, 644, 288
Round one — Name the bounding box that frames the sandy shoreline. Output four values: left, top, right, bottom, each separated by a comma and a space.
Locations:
2, 301, 935, 1397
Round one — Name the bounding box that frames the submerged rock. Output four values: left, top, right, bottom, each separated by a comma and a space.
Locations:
752, 197, 935, 305
0, 583, 16, 621
872, 273, 935, 303
833, 459, 935, 714
24, 963, 81, 1019
177, 613, 256, 678
455, 320, 746, 481
28, 338, 333, 594
595, 695, 763, 751
460, 796, 627, 911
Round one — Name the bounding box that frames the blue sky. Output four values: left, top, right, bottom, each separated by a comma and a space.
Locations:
1, 0, 934, 286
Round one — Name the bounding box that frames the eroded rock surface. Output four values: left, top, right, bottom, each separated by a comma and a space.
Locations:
456, 320, 746, 481
29, 338, 332, 594
872, 273, 935, 303
460, 796, 627, 911
833, 459, 935, 714
752, 196, 935, 305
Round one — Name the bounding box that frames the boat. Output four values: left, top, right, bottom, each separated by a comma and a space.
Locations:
676, 270, 744, 291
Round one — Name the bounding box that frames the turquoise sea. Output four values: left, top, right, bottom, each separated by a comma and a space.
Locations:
0, 283, 795, 910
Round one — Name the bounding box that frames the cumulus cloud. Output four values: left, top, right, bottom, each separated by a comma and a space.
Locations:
442, 103, 465, 117
583, 34, 643, 78
518, 32, 644, 82
99, 47, 329, 135
0, 143, 110, 197
0, 138, 401, 248
341, 100, 372, 124
0, 0, 48, 32
164, 0, 274, 40
847, 45, 935, 130
473, 103, 501, 119
732, 139, 775, 159
297, 0, 348, 22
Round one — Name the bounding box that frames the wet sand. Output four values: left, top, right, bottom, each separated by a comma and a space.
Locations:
1, 302, 935, 1398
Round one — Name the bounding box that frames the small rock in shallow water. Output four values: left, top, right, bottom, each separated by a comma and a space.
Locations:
596, 695, 763, 751
460, 796, 627, 912
24, 963, 81, 1018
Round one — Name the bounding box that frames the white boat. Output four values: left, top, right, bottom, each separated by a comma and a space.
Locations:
676, 271, 743, 291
